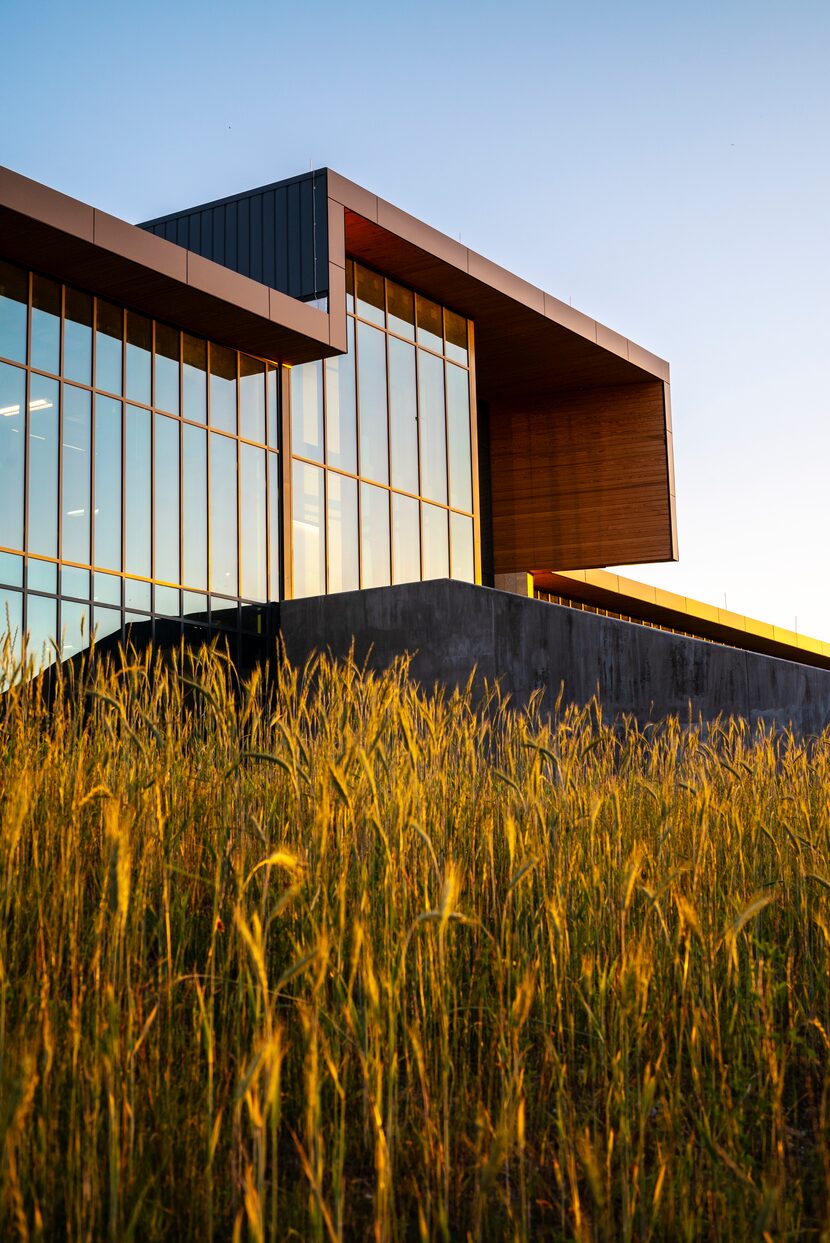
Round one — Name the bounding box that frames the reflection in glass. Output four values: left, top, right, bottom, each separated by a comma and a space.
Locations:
60, 601, 90, 661
64, 288, 93, 385
96, 300, 123, 396
240, 443, 267, 601
0, 551, 22, 587
325, 318, 356, 472
209, 432, 237, 596
94, 396, 121, 571
345, 260, 354, 314
416, 295, 443, 353
388, 337, 419, 494
292, 461, 324, 599
387, 279, 415, 340
93, 606, 122, 643
0, 362, 24, 551
266, 365, 279, 448
417, 350, 447, 503
126, 312, 152, 405
360, 483, 390, 589
209, 344, 237, 434
357, 322, 388, 484
31, 275, 61, 374
94, 572, 121, 606
444, 309, 468, 366
62, 385, 91, 565
392, 492, 420, 584
183, 424, 207, 590
183, 334, 207, 423
155, 322, 180, 415
268, 454, 280, 600
125, 404, 151, 578
155, 585, 180, 616
291, 361, 323, 462
0, 260, 27, 364
240, 355, 266, 443
28, 560, 57, 593
327, 472, 358, 594
155, 414, 180, 585
450, 513, 475, 583
28, 375, 59, 558
0, 587, 23, 671
125, 579, 151, 611
27, 594, 57, 671
61, 566, 89, 599
446, 363, 472, 512
422, 503, 449, 579
355, 265, 385, 326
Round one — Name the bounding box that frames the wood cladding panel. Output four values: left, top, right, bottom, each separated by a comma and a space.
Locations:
490, 382, 674, 573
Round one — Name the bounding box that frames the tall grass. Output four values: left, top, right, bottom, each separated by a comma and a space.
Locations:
0, 640, 828, 1241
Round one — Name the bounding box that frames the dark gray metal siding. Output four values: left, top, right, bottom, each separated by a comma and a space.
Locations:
138, 170, 328, 303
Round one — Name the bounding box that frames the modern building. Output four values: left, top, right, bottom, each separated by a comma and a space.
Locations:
1, 162, 829, 725
0, 165, 675, 664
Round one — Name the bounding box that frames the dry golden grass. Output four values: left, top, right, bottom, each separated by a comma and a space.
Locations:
0, 640, 828, 1241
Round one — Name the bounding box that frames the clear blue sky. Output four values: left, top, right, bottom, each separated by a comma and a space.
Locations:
3, 0, 829, 634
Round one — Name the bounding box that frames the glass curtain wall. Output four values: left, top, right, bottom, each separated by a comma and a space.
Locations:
289, 260, 476, 597
0, 258, 281, 672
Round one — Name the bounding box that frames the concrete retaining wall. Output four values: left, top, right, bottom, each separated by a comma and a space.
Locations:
277, 580, 830, 733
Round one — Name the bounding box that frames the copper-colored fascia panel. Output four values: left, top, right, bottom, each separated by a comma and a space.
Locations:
0, 166, 337, 365
327, 170, 670, 401
534, 571, 830, 673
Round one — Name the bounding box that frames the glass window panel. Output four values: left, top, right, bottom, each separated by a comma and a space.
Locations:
61, 566, 89, 599
60, 600, 90, 661
345, 260, 354, 314
63, 288, 92, 385
125, 404, 151, 578
155, 585, 180, 616
209, 344, 237, 434
94, 572, 121, 606
360, 483, 390, 589
95, 300, 122, 396
27, 374, 59, 558
93, 606, 122, 643
126, 312, 152, 405
388, 337, 419, 494
28, 560, 57, 594
211, 599, 238, 629
291, 361, 323, 462
155, 322, 180, 416
292, 461, 324, 599
209, 432, 237, 596
183, 591, 208, 621
154, 414, 180, 584
94, 396, 122, 571
0, 261, 27, 365
0, 551, 23, 587
416, 295, 443, 354
355, 265, 384, 326
0, 587, 23, 674
182, 334, 206, 423
450, 512, 475, 583
183, 424, 207, 590
266, 364, 279, 448
61, 385, 91, 566
417, 350, 447, 504
325, 318, 356, 472
422, 503, 449, 580
446, 363, 473, 512
392, 492, 420, 585
386, 279, 415, 340
444, 309, 468, 366
240, 443, 267, 601
356, 322, 388, 484
268, 453, 280, 601
327, 472, 358, 594
26, 594, 57, 672
31, 275, 61, 375
125, 579, 151, 611
0, 362, 25, 551
240, 355, 266, 443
